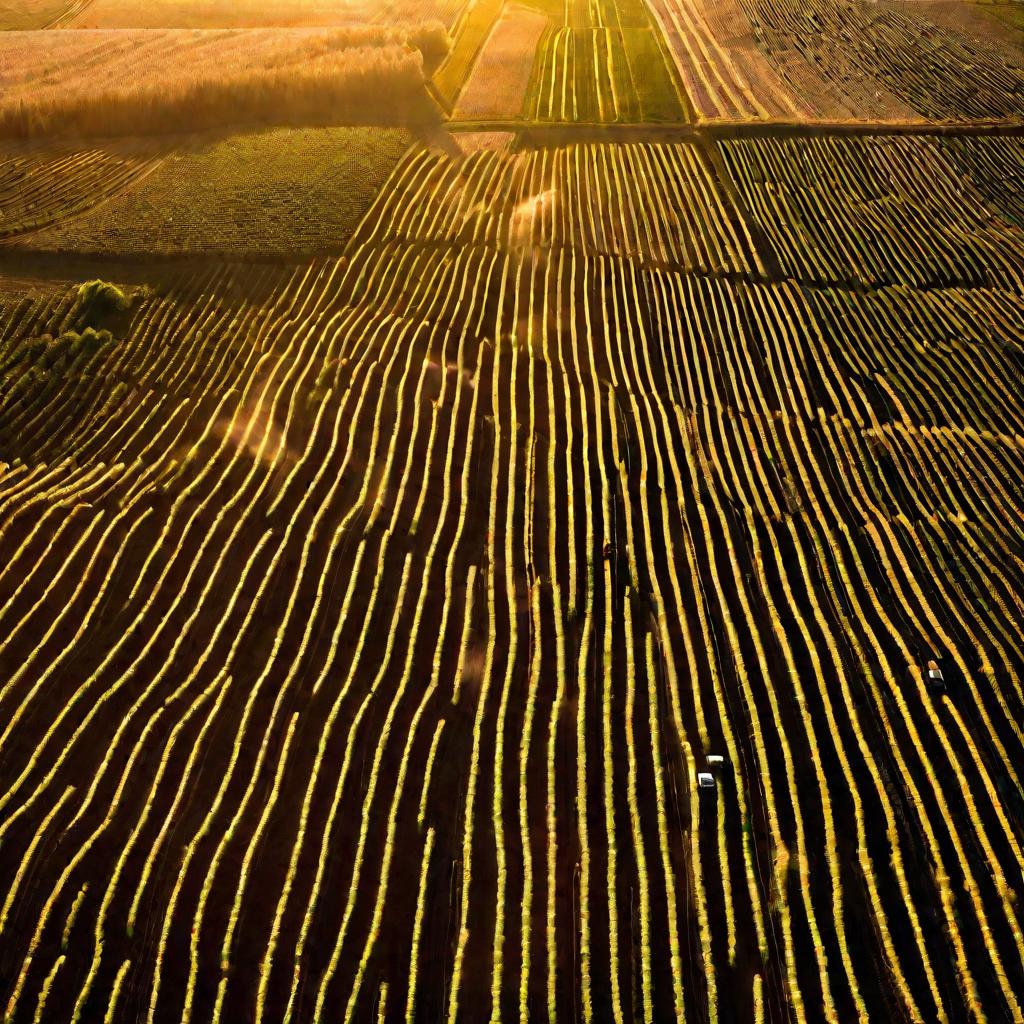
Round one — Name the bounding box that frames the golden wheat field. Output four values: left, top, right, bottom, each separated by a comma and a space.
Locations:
0, 1, 1023, 1022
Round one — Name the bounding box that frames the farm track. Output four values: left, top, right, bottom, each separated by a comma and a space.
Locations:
0, 130, 1023, 1024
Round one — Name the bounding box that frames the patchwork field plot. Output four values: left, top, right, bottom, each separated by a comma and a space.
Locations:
720, 134, 1024, 288
433, 0, 507, 108
645, 0, 807, 120
737, 0, 1024, 121
14, 128, 412, 257
527, 0, 684, 122
0, 139, 164, 241
440, 0, 683, 122
0, 134, 1023, 1024
454, 4, 547, 120
0, 26, 440, 138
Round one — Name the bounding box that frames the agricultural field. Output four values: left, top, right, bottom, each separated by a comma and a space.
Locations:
355, 143, 762, 271
378, 0, 466, 29
735, 0, 1024, 121
62, 0, 467, 33
719, 134, 1024, 288
0, 0, 74, 28
645, 0, 807, 120
439, 0, 685, 122
0, 138, 165, 240
2, 1, 1024, 1023
454, 5, 547, 120
433, 0, 507, 109
455, 129, 517, 152
644, 0, 1024, 123
62, 0, 382, 28
14, 128, 412, 257
526, 0, 684, 122
911, 0, 1024, 44
940, 134, 1024, 228
0, 26, 444, 138
1, 132, 1024, 1022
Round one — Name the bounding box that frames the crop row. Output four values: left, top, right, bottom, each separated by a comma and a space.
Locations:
527, 26, 682, 123
737, 0, 1024, 120
720, 134, 1024, 289
350, 141, 763, 275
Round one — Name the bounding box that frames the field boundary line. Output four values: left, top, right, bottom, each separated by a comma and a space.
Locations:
445, 117, 1024, 138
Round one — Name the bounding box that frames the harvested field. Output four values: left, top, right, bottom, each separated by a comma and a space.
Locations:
69, 0, 466, 30
379, 0, 466, 29
0, 0, 74, 28
66, 0, 382, 27
454, 4, 548, 120
12, 128, 412, 258
0, 27, 441, 138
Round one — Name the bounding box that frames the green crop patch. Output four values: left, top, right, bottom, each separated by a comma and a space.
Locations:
15, 127, 412, 258
525, 22, 684, 121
